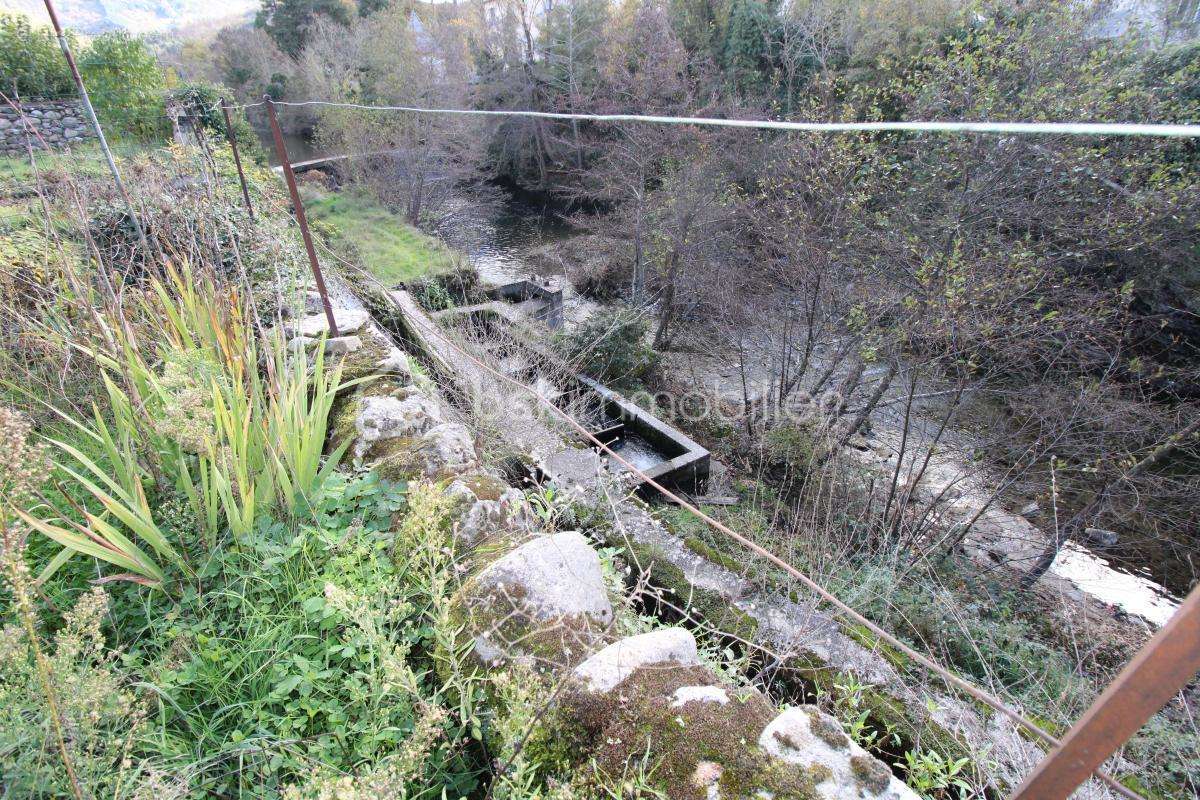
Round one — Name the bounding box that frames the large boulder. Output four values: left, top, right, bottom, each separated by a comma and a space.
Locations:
460, 531, 613, 667
355, 395, 444, 456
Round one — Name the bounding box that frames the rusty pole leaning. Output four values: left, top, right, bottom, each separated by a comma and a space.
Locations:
221, 98, 255, 220
41, 0, 152, 258
1010, 582, 1200, 800
264, 96, 338, 336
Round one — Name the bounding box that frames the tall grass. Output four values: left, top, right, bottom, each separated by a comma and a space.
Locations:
24, 264, 349, 588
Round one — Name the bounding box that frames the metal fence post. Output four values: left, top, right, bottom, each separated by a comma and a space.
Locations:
1010, 583, 1200, 800
41, 0, 152, 259
221, 98, 255, 220
264, 96, 338, 336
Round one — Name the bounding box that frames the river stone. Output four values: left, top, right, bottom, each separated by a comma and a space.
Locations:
292, 306, 370, 337
355, 395, 443, 452
760, 707, 920, 799
573, 628, 699, 693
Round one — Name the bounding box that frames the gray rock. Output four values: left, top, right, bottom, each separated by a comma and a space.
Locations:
291, 306, 370, 338
541, 447, 606, 497
760, 707, 919, 799
1084, 527, 1119, 548
375, 345, 413, 378
455, 488, 528, 547
573, 628, 699, 693
355, 394, 443, 454
1019, 501, 1040, 518
323, 335, 363, 356
476, 531, 612, 625
414, 422, 478, 477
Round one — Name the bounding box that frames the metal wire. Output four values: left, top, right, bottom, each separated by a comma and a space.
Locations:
273, 98, 1200, 138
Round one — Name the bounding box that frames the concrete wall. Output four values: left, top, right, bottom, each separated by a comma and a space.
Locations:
0, 100, 95, 156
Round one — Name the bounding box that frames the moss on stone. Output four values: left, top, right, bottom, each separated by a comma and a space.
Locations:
625, 541, 760, 643
850, 754, 892, 794
810, 712, 851, 750
327, 393, 363, 455
844, 623, 912, 671
682, 535, 763, 581
559, 665, 818, 800
444, 555, 608, 678
456, 472, 510, 502
334, 330, 399, 383
367, 435, 421, 481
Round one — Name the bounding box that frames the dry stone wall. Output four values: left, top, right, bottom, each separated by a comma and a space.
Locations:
0, 100, 95, 156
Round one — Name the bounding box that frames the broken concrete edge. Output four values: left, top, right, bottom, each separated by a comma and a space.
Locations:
295, 294, 919, 798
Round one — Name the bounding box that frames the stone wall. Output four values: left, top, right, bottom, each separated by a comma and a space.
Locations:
0, 100, 95, 156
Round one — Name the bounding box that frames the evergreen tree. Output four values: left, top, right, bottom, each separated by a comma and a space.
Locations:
256, 0, 355, 57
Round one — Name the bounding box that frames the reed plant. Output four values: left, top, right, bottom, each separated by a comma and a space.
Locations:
23, 264, 349, 588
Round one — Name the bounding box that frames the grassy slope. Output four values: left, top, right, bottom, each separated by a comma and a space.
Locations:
303, 189, 459, 285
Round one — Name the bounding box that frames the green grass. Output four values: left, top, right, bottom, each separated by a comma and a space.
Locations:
0, 141, 145, 186
303, 189, 459, 285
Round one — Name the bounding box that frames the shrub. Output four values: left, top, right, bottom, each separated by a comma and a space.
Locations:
0, 14, 74, 99
78, 31, 166, 141
164, 82, 263, 160
557, 308, 658, 388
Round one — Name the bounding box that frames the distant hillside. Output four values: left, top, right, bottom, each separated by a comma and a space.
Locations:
0, 0, 257, 34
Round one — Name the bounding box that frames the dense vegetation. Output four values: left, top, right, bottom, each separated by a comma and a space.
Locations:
1, 1, 1198, 798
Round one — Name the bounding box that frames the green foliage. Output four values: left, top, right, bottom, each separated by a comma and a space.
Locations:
304, 189, 462, 285
257, 0, 355, 57
25, 266, 348, 587
0, 13, 74, 99
899, 749, 973, 799
165, 81, 262, 158
78, 31, 166, 141
111, 478, 481, 797
558, 308, 658, 388
722, 0, 778, 96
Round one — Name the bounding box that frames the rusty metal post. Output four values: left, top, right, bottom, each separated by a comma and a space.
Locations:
41, 0, 152, 258
1010, 583, 1200, 800
264, 96, 338, 336
221, 98, 255, 220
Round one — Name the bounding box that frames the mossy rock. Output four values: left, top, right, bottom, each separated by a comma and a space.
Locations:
558, 665, 819, 799
455, 472, 512, 502
334, 333, 397, 383
623, 541, 759, 643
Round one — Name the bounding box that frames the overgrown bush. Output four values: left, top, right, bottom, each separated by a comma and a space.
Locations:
78, 31, 167, 141
557, 308, 658, 388
164, 82, 264, 161
0, 14, 74, 99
